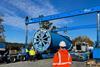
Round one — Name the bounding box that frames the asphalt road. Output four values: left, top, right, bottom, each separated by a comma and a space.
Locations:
0, 59, 98, 67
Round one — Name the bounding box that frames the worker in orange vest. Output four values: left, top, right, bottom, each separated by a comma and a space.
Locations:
52, 41, 72, 67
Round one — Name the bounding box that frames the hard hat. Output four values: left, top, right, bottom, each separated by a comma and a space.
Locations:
59, 41, 66, 47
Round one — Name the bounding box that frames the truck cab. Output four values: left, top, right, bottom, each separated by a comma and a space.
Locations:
0, 43, 6, 62
70, 42, 89, 61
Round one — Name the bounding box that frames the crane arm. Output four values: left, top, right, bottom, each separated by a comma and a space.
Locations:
53, 24, 96, 32
26, 6, 100, 25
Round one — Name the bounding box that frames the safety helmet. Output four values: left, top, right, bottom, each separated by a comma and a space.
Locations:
59, 41, 66, 47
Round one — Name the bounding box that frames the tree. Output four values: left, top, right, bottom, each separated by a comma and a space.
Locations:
72, 36, 94, 46
0, 17, 5, 42
0, 17, 3, 22
40, 21, 52, 29
39, 15, 56, 30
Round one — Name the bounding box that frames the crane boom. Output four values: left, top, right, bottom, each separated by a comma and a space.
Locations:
53, 24, 96, 32
26, 6, 100, 25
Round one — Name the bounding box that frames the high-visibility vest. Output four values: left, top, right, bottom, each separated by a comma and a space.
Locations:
52, 49, 72, 67
29, 49, 36, 56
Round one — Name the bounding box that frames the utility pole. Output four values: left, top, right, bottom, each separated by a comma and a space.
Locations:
25, 16, 29, 48
97, 12, 100, 47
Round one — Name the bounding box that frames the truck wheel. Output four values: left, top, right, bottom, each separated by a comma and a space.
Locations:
19, 56, 26, 61
10, 57, 16, 63
23, 56, 26, 61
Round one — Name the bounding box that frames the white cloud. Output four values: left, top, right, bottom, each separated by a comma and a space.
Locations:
3, 16, 25, 29
0, 6, 16, 17
3, 16, 39, 31
1, 0, 59, 31
8, 0, 58, 17
1, 0, 73, 31
52, 19, 73, 28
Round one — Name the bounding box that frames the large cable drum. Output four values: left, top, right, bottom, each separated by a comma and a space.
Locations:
33, 29, 72, 53
33, 29, 51, 52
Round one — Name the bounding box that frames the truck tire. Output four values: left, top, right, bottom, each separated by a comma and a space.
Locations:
10, 57, 16, 63
19, 55, 26, 61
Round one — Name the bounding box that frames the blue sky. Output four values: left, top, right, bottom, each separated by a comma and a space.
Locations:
0, 0, 100, 43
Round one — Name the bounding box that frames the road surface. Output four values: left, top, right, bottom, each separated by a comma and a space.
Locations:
0, 59, 99, 67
